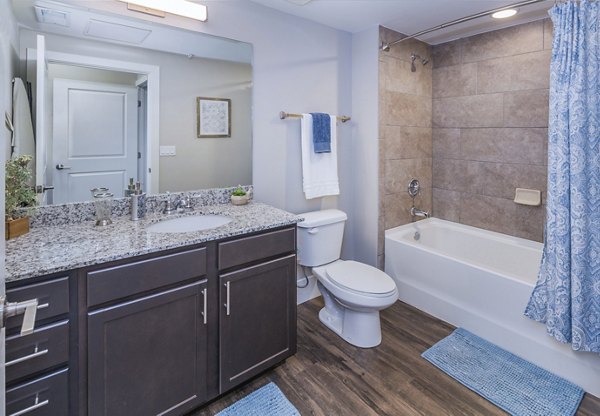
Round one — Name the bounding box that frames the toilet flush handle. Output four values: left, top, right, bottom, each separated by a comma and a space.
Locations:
308, 227, 319, 235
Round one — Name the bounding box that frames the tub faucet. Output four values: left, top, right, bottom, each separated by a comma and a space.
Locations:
410, 206, 430, 219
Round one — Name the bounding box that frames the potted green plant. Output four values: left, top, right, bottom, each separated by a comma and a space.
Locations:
230, 185, 249, 206
5, 155, 37, 240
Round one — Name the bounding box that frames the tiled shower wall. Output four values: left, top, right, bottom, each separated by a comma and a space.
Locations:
378, 27, 433, 268
378, 20, 552, 262
431, 20, 552, 242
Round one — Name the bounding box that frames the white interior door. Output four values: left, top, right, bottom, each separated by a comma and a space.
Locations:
52, 79, 138, 203
35, 34, 49, 205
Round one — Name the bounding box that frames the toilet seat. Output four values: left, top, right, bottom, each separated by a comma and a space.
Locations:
325, 260, 397, 297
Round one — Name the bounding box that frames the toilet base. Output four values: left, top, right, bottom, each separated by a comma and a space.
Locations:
318, 282, 383, 348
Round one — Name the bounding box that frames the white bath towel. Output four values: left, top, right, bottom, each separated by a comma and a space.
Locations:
12, 78, 36, 165
300, 113, 339, 199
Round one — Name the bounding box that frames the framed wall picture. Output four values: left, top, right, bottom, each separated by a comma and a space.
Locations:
196, 97, 231, 138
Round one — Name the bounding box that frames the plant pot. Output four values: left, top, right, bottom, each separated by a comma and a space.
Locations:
231, 195, 249, 206
5, 216, 30, 240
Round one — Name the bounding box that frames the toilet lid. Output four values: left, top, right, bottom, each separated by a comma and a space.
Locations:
326, 261, 397, 295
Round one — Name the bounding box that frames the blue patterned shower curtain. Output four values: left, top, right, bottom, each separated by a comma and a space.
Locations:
525, 1, 600, 353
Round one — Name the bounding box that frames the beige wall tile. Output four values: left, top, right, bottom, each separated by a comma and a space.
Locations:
385, 158, 432, 194
432, 188, 461, 221
459, 194, 516, 236
432, 41, 461, 68
433, 94, 504, 128
383, 91, 432, 127
504, 90, 549, 127
515, 204, 545, 242
477, 50, 551, 93
383, 126, 432, 159
381, 57, 432, 97
384, 191, 431, 230
462, 20, 544, 63
432, 63, 477, 98
432, 158, 481, 193
543, 18, 553, 50
380, 26, 431, 63
460, 128, 546, 165
433, 128, 461, 159
478, 162, 547, 200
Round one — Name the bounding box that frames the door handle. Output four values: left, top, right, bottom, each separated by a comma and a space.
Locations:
224, 281, 230, 316
35, 185, 54, 194
0, 296, 39, 336
6, 347, 49, 367
55, 164, 71, 170
201, 288, 207, 325
8, 394, 49, 416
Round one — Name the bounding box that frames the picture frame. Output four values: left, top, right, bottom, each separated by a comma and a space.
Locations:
196, 97, 231, 138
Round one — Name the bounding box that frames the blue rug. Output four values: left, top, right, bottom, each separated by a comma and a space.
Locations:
216, 382, 300, 416
422, 328, 584, 416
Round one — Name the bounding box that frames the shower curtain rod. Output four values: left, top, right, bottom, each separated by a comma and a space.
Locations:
381, 0, 549, 51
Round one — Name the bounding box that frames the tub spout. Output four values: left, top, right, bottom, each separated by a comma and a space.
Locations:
410, 206, 430, 219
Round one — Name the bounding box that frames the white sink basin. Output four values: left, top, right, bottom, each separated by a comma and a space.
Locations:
147, 215, 232, 233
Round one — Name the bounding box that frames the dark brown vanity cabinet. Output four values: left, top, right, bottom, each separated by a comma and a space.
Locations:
5, 225, 297, 416
219, 255, 297, 392
87, 282, 208, 416
5, 275, 72, 416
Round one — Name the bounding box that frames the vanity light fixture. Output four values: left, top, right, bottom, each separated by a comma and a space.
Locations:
119, 0, 207, 22
491, 9, 518, 18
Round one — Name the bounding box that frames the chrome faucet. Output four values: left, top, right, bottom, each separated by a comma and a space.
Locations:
161, 192, 177, 215
177, 196, 194, 212
410, 206, 430, 219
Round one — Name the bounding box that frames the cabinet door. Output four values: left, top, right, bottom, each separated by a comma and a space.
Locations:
219, 255, 296, 392
88, 281, 209, 416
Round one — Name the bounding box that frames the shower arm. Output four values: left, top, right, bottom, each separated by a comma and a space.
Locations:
381, 0, 549, 51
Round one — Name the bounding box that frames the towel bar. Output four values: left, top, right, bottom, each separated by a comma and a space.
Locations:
279, 111, 351, 123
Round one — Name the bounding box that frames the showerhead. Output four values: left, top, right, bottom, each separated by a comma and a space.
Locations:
410, 53, 428, 72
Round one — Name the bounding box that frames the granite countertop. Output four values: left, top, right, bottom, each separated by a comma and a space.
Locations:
6, 202, 301, 283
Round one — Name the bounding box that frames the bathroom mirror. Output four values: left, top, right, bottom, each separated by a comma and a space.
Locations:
11, 0, 253, 205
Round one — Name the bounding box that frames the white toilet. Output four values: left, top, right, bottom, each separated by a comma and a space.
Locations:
297, 209, 399, 348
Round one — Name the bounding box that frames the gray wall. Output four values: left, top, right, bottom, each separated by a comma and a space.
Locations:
351, 26, 380, 267
20, 29, 253, 194
431, 20, 551, 242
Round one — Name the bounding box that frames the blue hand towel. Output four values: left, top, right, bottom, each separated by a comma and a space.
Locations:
310, 112, 331, 153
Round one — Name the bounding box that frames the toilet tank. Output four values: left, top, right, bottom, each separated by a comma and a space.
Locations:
297, 209, 348, 267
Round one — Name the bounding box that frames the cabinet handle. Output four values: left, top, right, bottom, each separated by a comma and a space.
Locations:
224, 281, 230, 316
6, 347, 49, 367
9, 394, 49, 416
201, 288, 207, 325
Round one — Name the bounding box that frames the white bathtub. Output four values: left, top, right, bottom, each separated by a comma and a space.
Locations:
385, 218, 600, 397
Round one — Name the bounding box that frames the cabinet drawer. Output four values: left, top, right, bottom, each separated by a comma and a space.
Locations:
6, 277, 69, 332
218, 228, 295, 270
6, 321, 69, 385
6, 369, 69, 416
88, 247, 207, 307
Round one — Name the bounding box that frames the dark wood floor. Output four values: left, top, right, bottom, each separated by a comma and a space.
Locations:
193, 298, 600, 416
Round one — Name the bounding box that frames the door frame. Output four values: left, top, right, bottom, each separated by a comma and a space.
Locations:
34, 50, 160, 195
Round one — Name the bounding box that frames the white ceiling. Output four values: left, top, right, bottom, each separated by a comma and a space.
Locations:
249, 0, 554, 44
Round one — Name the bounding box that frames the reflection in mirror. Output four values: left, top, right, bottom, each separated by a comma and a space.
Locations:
12, 0, 253, 205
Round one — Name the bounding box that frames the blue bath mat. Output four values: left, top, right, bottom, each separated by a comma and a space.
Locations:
422, 328, 584, 416
215, 382, 300, 416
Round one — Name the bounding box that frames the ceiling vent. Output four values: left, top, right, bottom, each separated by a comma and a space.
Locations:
34, 6, 70, 27
84, 19, 152, 44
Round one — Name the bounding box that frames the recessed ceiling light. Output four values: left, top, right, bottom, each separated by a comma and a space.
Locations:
491, 9, 518, 19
